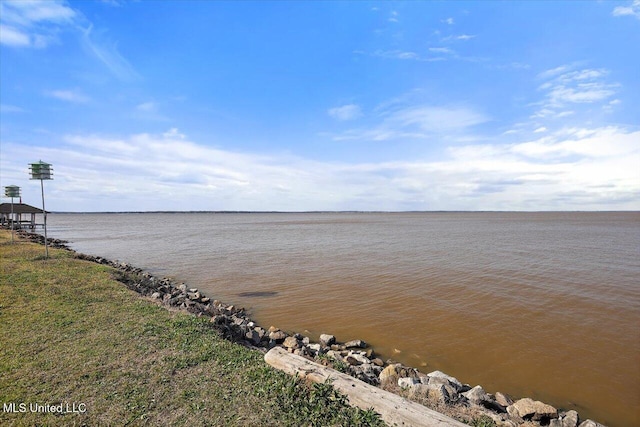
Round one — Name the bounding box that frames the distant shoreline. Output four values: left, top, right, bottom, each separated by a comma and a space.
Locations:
50, 210, 640, 214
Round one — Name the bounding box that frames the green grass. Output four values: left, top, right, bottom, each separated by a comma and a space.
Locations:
0, 230, 384, 426
468, 415, 497, 427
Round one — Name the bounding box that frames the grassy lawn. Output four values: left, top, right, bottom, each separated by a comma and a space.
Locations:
0, 230, 384, 426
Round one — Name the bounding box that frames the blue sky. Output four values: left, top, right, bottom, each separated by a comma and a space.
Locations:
1, 0, 639, 212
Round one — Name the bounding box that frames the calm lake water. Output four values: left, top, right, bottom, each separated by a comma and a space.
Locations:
47, 212, 640, 426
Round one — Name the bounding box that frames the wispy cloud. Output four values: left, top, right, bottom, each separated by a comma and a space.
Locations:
389, 105, 488, 133
0, 1, 139, 81
99, 0, 125, 7
612, 0, 640, 19
46, 89, 90, 103
0, 104, 27, 113
0, 24, 31, 47
441, 34, 476, 42
533, 65, 619, 118
373, 50, 422, 61
328, 104, 363, 121
428, 47, 455, 55
332, 104, 489, 142
81, 25, 140, 81
372, 49, 460, 62
442, 18, 454, 25
136, 102, 157, 112
0, 0, 77, 48
133, 100, 169, 122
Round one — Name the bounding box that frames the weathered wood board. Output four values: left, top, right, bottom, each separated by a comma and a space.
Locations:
264, 346, 468, 427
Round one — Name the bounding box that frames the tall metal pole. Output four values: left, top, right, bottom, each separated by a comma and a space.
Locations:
40, 178, 48, 258
10, 196, 15, 243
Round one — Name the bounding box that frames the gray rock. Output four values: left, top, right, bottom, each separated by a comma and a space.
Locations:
344, 339, 368, 348
495, 392, 514, 407
352, 366, 379, 385
371, 358, 385, 367
346, 355, 363, 366
232, 315, 245, 326
319, 334, 336, 346
326, 350, 344, 362
269, 330, 287, 341
428, 375, 464, 393
429, 383, 460, 405
550, 420, 563, 427
578, 421, 605, 427
282, 336, 299, 349
462, 385, 491, 405
398, 377, 420, 388
508, 398, 558, 421
245, 330, 261, 345
177, 284, 187, 293
426, 370, 463, 390
151, 292, 162, 299
506, 404, 522, 421
307, 343, 322, 355
379, 364, 401, 385
347, 352, 370, 365
561, 410, 579, 427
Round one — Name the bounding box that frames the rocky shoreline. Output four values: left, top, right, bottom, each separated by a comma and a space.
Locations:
13, 228, 607, 427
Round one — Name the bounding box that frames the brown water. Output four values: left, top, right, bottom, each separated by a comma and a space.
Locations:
48, 212, 640, 426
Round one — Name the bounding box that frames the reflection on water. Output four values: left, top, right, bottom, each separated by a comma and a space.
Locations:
48, 212, 640, 427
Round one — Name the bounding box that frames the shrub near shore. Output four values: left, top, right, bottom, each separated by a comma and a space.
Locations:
0, 230, 383, 426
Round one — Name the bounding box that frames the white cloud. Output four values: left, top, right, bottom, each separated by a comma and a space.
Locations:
163, 128, 186, 139
100, 0, 124, 7
441, 34, 476, 42
1, 126, 638, 211
0, 104, 27, 113
442, 18, 454, 25
0, 0, 77, 48
328, 104, 363, 121
0, 0, 76, 26
612, 0, 640, 19
332, 104, 489, 142
428, 47, 454, 54
0, 24, 30, 46
136, 102, 157, 112
373, 50, 422, 60
46, 89, 90, 103
390, 105, 488, 133
537, 65, 571, 80
533, 65, 619, 119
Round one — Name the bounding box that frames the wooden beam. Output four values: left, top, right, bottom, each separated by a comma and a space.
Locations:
264, 347, 468, 427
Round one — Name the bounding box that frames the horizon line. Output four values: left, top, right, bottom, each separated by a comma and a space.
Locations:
48, 210, 640, 214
